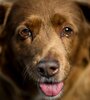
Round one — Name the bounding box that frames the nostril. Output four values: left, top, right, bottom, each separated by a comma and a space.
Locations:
48, 66, 59, 76
50, 67, 58, 71
38, 67, 45, 76
50, 66, 59, 73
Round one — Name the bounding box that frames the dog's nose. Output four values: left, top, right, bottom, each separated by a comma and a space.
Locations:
37, 60, 59, 78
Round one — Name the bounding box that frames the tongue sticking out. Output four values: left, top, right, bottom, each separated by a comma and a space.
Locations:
40, 82, 64, 96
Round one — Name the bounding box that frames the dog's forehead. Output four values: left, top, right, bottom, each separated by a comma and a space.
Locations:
7, 0, 82, 32
12, 0, 80, 18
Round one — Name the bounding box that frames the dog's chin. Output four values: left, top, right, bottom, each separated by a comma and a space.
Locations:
37, 81, 64, 100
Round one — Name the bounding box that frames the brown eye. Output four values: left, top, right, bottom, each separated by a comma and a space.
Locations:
19, 28, 32, 39
60, 27, 73, 38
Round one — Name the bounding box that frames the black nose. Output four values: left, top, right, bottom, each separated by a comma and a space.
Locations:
37, 60, 59, 78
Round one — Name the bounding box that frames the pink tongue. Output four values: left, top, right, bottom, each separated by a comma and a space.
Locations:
40, 82, 64, 96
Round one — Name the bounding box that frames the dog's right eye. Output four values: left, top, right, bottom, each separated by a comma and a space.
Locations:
18, 28, 32, 39
60, 26, 73, 38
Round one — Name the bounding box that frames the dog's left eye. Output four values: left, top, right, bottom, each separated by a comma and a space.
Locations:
60, 27, 73, 38
19, 28, 32, 39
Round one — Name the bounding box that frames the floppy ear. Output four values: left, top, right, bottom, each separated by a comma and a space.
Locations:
0, 2, 12, 31
74, 1, 90, 66
0, 2, 12, 43
76, 1, 90, 23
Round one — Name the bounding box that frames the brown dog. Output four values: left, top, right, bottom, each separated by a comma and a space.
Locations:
0, 0, 90, 100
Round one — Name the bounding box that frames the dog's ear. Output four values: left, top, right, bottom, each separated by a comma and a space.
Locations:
0, 2, 12, 25
75, 1, 90, 66
0, 2, 12, 43
0, 4, 8, 25
76, 1, 90, 23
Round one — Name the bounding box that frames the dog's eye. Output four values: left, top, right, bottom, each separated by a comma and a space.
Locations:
19, 28, 32, 39
60, 27, 73, 38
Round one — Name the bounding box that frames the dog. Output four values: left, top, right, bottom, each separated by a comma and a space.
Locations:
0, 0, 90, 100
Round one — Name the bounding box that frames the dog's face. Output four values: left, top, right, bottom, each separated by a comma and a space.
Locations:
0, 0, 90, 99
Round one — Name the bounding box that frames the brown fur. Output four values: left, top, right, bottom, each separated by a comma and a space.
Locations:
62, 63, 90, 100
0, 0, 90, 100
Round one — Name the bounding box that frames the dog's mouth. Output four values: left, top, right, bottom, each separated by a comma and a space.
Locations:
39, 81, 64, 97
